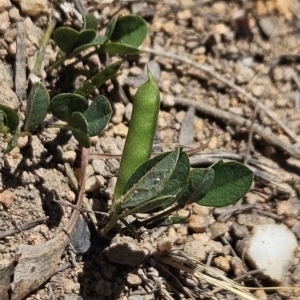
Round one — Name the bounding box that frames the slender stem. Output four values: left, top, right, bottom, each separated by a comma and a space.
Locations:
100, 213, 120, 236
48, 123, 68, 129
32, 19, 57, 77
46, 55, 66, 75
140, 204, 180, 225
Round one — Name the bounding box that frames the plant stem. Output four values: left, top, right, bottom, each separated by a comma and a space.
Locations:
32, 19, 57, 78
48, 123, 68, 129
100, 213, 119, 236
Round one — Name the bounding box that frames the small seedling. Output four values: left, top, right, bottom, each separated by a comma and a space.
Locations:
0, 13, 254, 239
100, 71, 254, 237
0, 14, 148, 151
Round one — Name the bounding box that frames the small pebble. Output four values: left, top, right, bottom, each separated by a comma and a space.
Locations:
157, 237, 173, 252
0, 190, 14, 209
214, 255, 231, 272
127, 274, 142, 286
184, 240, 206, 261
188, 215, 209, 233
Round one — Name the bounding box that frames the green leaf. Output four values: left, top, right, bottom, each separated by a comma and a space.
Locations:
4, 128, 19, 153
68, 112, 90, 148
24, 82, 50, 131
49, 93, 88, 121
75, 60, 122, 97
105, 16, 118, 40
116, 147, 181, 213
73, 29, 97, 50
110, 15, 147, 48
0, 104, 19, 133
71, 35, 108, 56
53, 27, 96, 56
178, 168, 215, 207
154, 151, 190, 209
83, 14, 97, 31
101, 42, 142, 55
53, 27, 79, 55
84, 95, 112, 136
198, 162, 253, 207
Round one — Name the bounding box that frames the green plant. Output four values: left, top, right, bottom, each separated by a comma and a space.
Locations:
0, 13, 254, 239
113, 69, 160, 200
0, 14, 148, 151
100, 70, 253, 236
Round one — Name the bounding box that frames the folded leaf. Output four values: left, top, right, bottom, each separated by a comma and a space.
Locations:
68, 112, 90, 148
179, 168, 215, 207
24, 82, 50, 131
116, 148, 181, 213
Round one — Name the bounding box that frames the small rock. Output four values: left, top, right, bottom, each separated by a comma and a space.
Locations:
212, 23, 229, 35
85, 175, 105, 192
106, 235, 146, 266
252, 85, 265, 97
253, 289, 267, 300
258, 18, 276, 38
63, 150, 77, 164
231, 257, 247, 277
157, 237, 173, 252
235, 65, 254, 84
8, 6, 21, 21
192, 204, 210, 216
241, 224, 298, 283
162, 94, 175, 106
70, 215, 91, 255
211, 1, 227, 15
0, 11, 10, 33
0, 81, 20, 109
204, 240, 223, 254
127, 274, 142, 286
231, 223, 248, 239
210, 222, 228, 239
179, 106, 195, 146
177, 9, 192, 20
170, 83, 184, 94
0, 61, 13, 88
111, 102, 125, 125
162, 21, 175, 35
0, 0, 11, 13
92, 159, 106, 175
207, 136, 218, 149
95, 278, 112, 296
100, 138, 121, 154
131, 2, 147, 14
193, 232, 210, 243
272, 67, 284, 81
184, 240, 206, 261
177, 209, 190, 218
63, 279, 80, 294
277, 201, 298, 218
228, 106, 243, 116
214, 255, 231, 272
188, 215, 209, 233
113, 123, 128, 137
177, 226, 188, 236
217, 97, 230, 109
0, 190, 14, 209
16, 0, 49, 17
291, 263, 300, 282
